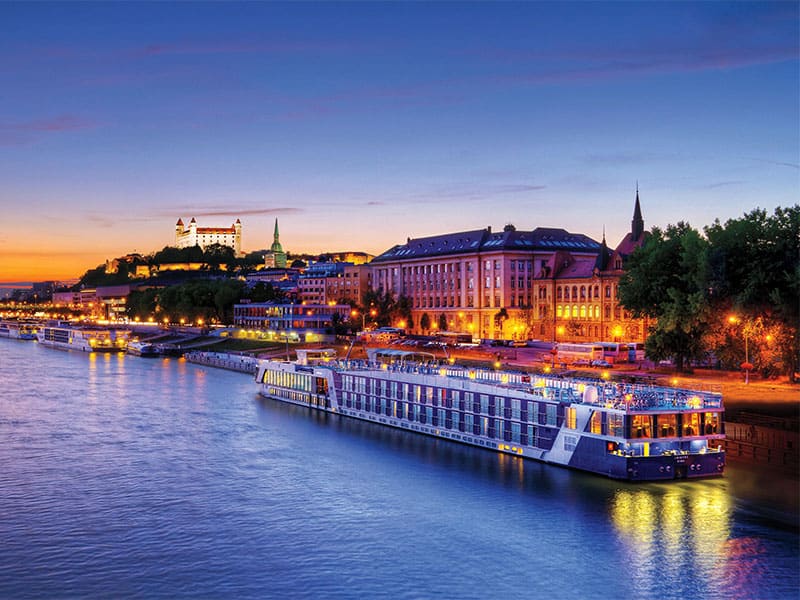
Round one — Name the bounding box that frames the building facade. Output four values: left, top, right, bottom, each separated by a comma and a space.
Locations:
175, 217, 242, 255
369, 194, 649, 343
233, 302, 350, 342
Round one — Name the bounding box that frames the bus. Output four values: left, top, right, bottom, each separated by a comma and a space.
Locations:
626, 342, 645, 362
597, 342, 631, 363
553, 343, 604, 363
436, 331, 477, 346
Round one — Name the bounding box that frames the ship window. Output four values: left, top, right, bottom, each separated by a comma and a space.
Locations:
546, 405, 557, 426
564, 435, 577, 451
658, 414, 677, 438
703, 412, 720, 435
590, 411, 602, 434
631, 414, 653, 438
480, 395, 489, 415
565, 407, 577, 429
683, 413, 700, 436
607, 413, 624, 437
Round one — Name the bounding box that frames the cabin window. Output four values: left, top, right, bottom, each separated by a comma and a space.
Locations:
480, 395, 489, 415
703, 413, 720, 434
564, 435, 577, 451
546, 405, 557, 426
607, 413, 624, 437
631, 414, 653, 438
590, 411, 602, 434
658, 414, 678, 438
527, 425, 536, 446
683, 413, 701, 436
511, 422, 521, 444
565, 407, 577, 429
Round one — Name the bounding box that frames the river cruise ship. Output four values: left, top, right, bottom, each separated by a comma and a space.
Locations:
0, 320, 38, 340
37, 325, 130, 353
255, 349, 725, 481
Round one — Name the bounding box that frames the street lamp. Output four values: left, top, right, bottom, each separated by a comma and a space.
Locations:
728, 315, 751, 384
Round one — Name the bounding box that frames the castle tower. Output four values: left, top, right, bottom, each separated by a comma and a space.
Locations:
175, 218, 184, 246
234, 218, 242, 256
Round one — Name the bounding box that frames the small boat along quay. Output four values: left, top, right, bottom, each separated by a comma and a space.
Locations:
184, 345, 799, 477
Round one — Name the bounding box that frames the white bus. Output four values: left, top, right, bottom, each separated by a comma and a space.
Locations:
553, 343, 604, 363
597, 342, 631, 363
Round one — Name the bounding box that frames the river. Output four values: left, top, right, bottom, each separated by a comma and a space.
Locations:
0, 340, 797, 599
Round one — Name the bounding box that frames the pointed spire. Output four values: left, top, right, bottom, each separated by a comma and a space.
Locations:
273, 218, 280, 242
631, 187, 644, 241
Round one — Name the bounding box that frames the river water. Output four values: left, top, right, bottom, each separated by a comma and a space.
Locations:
0, 340, 797, 599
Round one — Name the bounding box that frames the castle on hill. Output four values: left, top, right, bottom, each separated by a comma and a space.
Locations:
175, 217, 242, 256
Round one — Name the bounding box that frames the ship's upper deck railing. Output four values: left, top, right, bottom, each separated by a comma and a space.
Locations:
305, 358, 723, 411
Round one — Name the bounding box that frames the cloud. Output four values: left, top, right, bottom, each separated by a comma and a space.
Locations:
0, 114, 97, 146
160, 207, 304, 218
366, 201, 384, 206
583, 152, 675, 165
134, 39, 362, 58
744, 157, 800, 170
409, 181, 547, 203
700, 181, 746, 189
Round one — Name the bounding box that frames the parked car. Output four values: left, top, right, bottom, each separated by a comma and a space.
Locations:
573, 359, 591, 367
591, 359, 612, 368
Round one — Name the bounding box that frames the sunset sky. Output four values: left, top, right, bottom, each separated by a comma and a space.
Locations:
1, 2, 797, 284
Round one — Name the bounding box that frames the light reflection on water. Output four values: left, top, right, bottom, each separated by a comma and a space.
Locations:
0, 340, 797, 600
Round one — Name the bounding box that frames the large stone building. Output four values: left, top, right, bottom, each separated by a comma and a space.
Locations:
175, 217, 242, 255
369, 193, 649, 343
297, 262, 370, 305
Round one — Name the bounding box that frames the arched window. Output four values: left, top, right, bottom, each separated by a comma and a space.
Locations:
580, 286, 586, 299
557, 305, 563, 318
580, 305, 587, 318
557, 286, 562, 299
564, 305, 570, 318
572, 286, 578, 299
573, 305, 579, 318
594, 305, 600, 319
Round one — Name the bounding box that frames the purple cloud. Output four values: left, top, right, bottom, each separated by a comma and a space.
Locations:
0, 114, 96, 146
159, 207, 303, 218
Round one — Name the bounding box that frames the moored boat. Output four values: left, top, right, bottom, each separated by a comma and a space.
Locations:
255, 348, 725, 481
127, 340, 159, 357
36, 325, 129, 352
0, 320, 39, 340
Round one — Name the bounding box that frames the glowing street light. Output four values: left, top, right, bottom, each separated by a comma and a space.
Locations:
728, 315, 751, 384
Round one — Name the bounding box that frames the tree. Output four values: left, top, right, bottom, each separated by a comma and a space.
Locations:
438, 313, 448, 331
420, 312, 431, 333
619, 222, 712, 371
705, 205, 800, 381
494, 308, 509, 338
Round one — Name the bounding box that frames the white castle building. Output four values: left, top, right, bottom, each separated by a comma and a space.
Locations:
175, 217, 242, 255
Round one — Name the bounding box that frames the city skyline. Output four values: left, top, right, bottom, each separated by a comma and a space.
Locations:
1, 2, 797, 283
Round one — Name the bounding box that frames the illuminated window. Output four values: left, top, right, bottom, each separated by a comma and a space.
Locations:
683, 413, 700, 436
631, 414, 653, 438
564, 305, 570, 318
580, 305, 587, 318
557, 305, 563, 318
658, 414, 677, 437
590, 411, 602, 434
703, 412, 719, 434
566, 407, 577, 429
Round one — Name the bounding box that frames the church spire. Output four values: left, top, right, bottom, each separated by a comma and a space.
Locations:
631, 186, 644, 241
273, 218, 280, 244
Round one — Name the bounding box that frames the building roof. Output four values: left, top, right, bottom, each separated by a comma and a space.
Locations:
372, 227, 600, 263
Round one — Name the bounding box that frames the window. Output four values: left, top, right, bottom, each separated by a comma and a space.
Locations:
564, 435, 577, 451
590, 411, 602, 434
658, 414, 677, 438
546, 404, 557, 426
631, 414, 653, 438
607, 413, 624, 437
565, 407, 577, 429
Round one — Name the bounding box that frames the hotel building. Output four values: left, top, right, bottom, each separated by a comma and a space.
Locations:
369, 194, 649, 343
